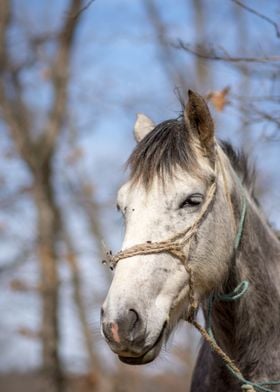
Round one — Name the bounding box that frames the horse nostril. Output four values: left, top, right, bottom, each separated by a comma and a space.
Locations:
101, 307, 143, 346
128, 308, 139, 331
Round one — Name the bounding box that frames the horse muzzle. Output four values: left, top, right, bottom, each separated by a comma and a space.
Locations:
101, 305, 166, 364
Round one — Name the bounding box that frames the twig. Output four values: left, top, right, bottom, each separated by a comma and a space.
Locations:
0, 247, 31, 275
173, 40, 280, 63
41, 0, 83, 162
142, 0, 188, 92
230, 0, 280, 38
71, 0, 95, 21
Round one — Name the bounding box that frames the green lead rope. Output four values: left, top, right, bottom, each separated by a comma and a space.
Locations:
205, 194, 280, 391
206, 282, 280, 392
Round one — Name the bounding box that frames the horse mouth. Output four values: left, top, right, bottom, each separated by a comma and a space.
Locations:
118, 322, 167, 365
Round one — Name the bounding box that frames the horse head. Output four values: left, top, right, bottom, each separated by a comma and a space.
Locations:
101, 91, 238, 365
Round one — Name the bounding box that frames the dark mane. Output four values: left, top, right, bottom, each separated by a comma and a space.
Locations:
220, 141, 257, 198
128, 116, 199, 187
128, 117, 257, 196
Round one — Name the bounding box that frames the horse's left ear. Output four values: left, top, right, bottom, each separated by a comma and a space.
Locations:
134, 113, 155, 142
184, 90, 215, 160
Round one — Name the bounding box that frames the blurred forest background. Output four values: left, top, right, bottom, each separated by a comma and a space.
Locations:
0, 0, 279, 391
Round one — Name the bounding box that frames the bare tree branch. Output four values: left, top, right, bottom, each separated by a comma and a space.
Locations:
72, 178, 106, 261
41, 0, 83, 162
230, 0, 280, 38
0, 247, 31, 275
0, 1, 39, 169
232, 94, 280, 103
142, 0, 188, 92
0, 93, 35, 168
248, 105, 280, 127
0, 186, 32, 209
71, 0, 95, 21
0, 0, 10, 72
173, 40, 280, 63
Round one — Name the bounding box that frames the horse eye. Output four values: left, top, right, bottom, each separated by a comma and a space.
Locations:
179, 194, 203, 209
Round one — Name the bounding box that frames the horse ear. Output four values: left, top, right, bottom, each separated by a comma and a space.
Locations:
134, 113, 155, 142
184, 90, 215, 160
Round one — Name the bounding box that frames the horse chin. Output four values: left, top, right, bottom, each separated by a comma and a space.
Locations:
118, 322, 166, 365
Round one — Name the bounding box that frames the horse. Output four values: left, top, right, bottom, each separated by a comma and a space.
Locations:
101, 91, 280, 391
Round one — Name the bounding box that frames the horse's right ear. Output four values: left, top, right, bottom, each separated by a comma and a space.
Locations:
184, 90, 215, 161
134, 113, 155, 142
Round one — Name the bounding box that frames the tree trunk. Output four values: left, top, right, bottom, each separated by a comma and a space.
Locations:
34, 166, 63, 392
64, 235, 101, 385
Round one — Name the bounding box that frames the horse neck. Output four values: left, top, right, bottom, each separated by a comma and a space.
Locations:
208, 177, 280, 380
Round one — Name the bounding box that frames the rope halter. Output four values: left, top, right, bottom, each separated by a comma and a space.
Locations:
104, 177, 217, 272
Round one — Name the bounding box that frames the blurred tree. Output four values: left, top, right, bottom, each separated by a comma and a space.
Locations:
0, 1, 89, 390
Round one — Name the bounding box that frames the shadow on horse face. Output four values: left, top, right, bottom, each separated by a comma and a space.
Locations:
101, 91, 235, 365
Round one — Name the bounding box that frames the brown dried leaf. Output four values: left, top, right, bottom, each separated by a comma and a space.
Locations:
207, 86, 230, 112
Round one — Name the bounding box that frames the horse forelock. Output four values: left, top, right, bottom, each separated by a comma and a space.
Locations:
127, 116, 257, 198
127, 116, 205, 188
